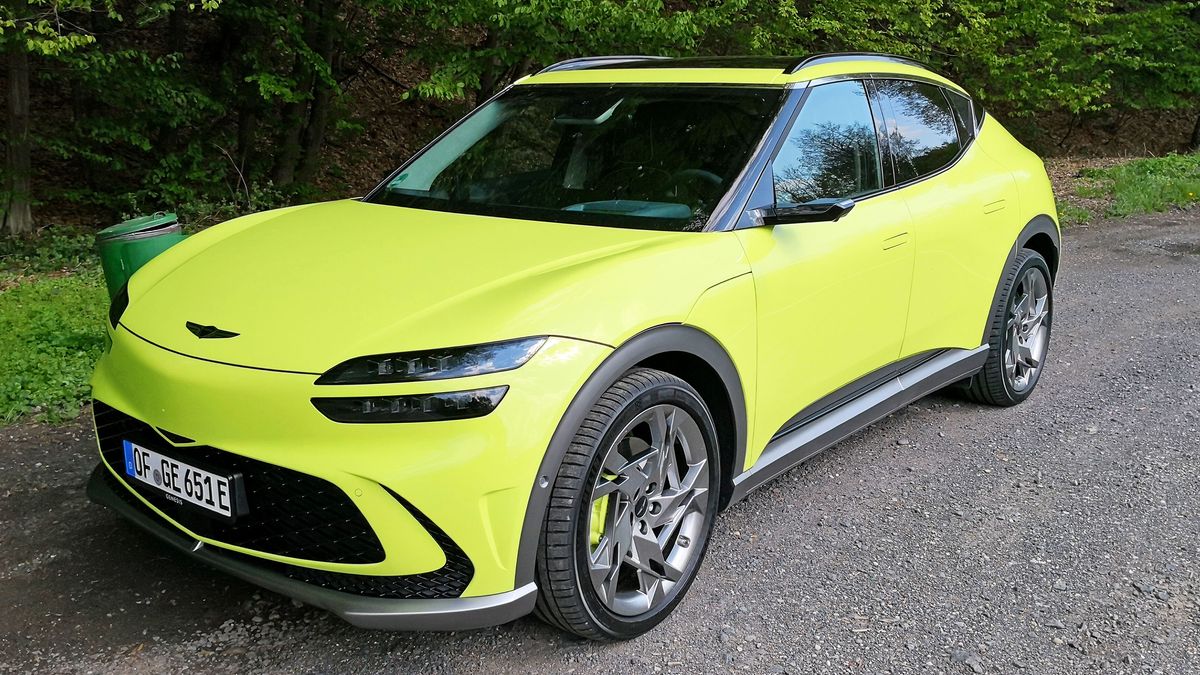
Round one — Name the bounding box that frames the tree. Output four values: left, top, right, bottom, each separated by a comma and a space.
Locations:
1103, 1, 1200, 150
0, 0, 220, 237
1, 0, 102, 236
396, 0, 749, 104
4, 27, 33, 236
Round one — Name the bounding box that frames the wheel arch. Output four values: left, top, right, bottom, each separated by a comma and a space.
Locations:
1019, 214, 1060, 280
981, 214, 1061, 344
515, 323, 747, 589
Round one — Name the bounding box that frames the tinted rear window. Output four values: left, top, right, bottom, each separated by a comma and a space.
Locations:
873, 80, 961, 181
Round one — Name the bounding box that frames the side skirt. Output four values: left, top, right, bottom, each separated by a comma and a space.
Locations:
728, 345, 988, 504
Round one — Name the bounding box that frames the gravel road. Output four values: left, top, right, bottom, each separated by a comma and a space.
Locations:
2, 211, 1198, 674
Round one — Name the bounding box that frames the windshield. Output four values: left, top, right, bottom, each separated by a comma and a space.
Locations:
366, 85, 783, 231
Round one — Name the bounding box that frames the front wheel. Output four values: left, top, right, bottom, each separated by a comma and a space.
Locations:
534, 368, 721, 640
963, 248, 1054, 406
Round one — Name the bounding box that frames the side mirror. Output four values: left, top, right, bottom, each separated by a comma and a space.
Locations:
753, 198, 856, 226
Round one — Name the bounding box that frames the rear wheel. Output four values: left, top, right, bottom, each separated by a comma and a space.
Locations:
963, 248, 1053, 406
534, 368, 720, 640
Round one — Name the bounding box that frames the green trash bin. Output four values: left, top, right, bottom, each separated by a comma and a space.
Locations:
96, 212, 186, 299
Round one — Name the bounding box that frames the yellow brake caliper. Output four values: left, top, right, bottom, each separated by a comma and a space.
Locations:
590, 474, 615, 548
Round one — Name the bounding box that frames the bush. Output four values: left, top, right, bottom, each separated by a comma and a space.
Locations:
172, 181, 297, 232
0, 227, 97, 275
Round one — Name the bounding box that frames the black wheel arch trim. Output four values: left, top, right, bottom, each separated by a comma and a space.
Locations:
1019, 214, 1061, 258
514, 323, 747, 589
982, 214, 1060, 344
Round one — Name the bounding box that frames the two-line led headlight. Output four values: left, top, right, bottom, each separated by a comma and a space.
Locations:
315, 337, 546, 385
311, 337, 546, 423
312, 386, 509, 424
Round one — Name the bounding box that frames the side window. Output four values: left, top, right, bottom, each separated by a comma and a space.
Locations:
873, 80, 961, 182
772, 80, 883, 207
944, 89, 975, 142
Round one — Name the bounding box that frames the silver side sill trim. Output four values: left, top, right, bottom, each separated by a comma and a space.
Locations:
729, 345, 988, 504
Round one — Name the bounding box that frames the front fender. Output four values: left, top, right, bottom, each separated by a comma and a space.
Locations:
513, 323, 748, 588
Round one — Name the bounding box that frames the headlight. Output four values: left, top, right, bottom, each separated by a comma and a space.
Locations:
109, 283, 129, 328
312, 386, 508, 423
315, 337, 546, 385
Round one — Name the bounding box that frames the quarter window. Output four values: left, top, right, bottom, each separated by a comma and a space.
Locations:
772, 80, 883, 207
872, 80, 961, 182
944, 89, 975, 142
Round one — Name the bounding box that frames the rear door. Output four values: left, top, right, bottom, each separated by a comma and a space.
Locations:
868, 79, 1020, 356
737, 80, 915, 452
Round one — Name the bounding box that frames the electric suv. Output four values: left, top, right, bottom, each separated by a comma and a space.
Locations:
88, 53, 1059, 641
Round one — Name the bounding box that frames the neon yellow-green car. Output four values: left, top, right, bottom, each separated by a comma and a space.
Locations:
88, 53, 1059, 641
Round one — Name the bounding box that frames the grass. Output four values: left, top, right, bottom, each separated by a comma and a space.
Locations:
1056, 200, 1093, 227
1, 227, 109, 425
1076, 153, 1200, 218
0, 269, 108, 424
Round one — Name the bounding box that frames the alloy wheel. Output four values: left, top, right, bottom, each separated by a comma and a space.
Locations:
585, 404, 710, 617
1004, 267, 1050, 392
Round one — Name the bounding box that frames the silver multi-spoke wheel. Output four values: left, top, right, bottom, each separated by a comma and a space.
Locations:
586, 404, 710, 616
535, 368, 719, 640
962, 248, 1053, 407
1004, 267, 1050, 392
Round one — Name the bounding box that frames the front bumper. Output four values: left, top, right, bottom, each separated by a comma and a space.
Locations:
87, 465, 536, 629
88, 324, 611, 625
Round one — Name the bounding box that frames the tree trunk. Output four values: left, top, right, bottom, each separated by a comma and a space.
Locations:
1190, 110, 1200, 152
3, 40, 34, 237
217, 14, 261, 172
475, 29, 500, 106
236, 103, 259, 169
271, 0, 321, 186
296, 2, 339, 185
270, 72, 312, 186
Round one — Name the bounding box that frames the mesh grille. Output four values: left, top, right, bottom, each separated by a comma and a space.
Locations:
96, 459, 474, 599
93, 400, 385, 564
221, 503, 475, 600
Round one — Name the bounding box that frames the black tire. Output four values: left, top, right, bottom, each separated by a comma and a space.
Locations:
533, 368, 721, 641
962, 248, 1054, 406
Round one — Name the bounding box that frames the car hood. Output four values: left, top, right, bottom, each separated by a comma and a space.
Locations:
121, 200, 748, 373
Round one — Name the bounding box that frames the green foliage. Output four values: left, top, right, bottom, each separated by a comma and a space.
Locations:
43, 48, 229, 212
1104, 1, 1200, 114
1079, 153, 1200, 217
0, 227, 97, 275
4, 0, 1199, 232
1, 0, 108, 56
1056, 201, 1093, 227
173, 181, 295, 231
0, 270, 108, 424
398, 0, 749, 102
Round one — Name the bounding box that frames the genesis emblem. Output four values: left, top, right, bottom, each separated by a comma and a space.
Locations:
186, 321, 240, 339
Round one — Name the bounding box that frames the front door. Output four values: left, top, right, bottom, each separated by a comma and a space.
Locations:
737, 79, 915, 457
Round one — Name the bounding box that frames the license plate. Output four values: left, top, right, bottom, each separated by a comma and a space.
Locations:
123, 440, 238, 518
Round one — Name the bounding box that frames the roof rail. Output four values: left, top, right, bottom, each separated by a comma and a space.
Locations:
537, 55, 670, 74
786, 52, 931, 74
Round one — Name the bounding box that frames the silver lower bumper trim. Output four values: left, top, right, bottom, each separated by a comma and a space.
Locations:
87, 464, 537, 630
